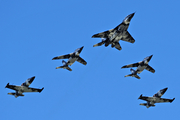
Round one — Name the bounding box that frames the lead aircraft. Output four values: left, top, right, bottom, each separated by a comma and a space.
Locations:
138, 87, 175, 108
92, 12, 135, 51
121, 55, 155, 79
5, 76, 44, 98
52, 46, 87, 71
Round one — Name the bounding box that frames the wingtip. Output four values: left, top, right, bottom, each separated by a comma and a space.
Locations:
40, 87, 44, 93
170, 98, 175, 103
121, 66, 125, 69
52, 56, 59, 60
138, 94, 143, 99
5, 83, 9, 88
52, 57, 56, 60
92, 35, 95, 38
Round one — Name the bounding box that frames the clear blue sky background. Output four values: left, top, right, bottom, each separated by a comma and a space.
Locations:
0, 0, 180, 120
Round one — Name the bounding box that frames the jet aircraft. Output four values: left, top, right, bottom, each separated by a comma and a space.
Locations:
92, 12, 135, 51
121, 55, 155, 79
138, 87, 175, 108
5, 76, 44, 98
52, 46, 87, 71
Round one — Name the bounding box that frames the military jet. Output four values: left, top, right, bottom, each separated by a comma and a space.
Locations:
138, 87, 175, 108
5, 76, 44, 98
52, 46, 87, 71
121, 55, 155, 79
92, 12, 135, 51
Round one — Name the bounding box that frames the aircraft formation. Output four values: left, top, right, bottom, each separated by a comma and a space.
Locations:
5, 12, 175, 108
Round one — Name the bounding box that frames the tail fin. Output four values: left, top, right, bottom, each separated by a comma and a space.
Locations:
93, 41, 105, 47
125, 74, 140, 79
56, 66, 72, 71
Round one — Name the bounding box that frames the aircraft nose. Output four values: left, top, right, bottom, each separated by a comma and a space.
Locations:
161, 87, 168, 94
131, 12, 135, 16
29, 76, 35, 83
128, 12, 135, 20
80, 46, 84, 49
163, 87, 168, 91
147, 55, 153, 61
78, 46, 84, 53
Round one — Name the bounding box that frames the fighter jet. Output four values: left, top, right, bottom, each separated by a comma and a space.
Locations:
121, 55, 155, 79
138, 87, 175, 108
52, 46, 87, 71
5, 76, 44, 98
92, 12, 135, 51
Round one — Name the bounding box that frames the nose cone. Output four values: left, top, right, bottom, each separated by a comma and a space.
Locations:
163, 87, 168, 91
78, 46, 84, 53
123, 12, 135, 24
126, 12, 135, 21
147, 55, 153, 62
129, 12, 135, 20
29, 76, 35, 84
161, 87, 168, 94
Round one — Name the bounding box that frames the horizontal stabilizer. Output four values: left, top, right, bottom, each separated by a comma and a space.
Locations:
56, 66, 72, 71
66, 67, 72, 71
125, 74, 140, 79
114, 42, 122, 50
140, 103, 155, 108
134, 75, 140, 79
125, 74, 132, 77
140, 103, 147, 106
93, 41, 105, 47
56, 66, 64, 69
8, 92, 24, 97
8, 93, 16, 95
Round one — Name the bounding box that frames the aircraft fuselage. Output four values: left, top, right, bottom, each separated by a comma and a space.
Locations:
67, 55, 79, 66
105, 25, 129, 46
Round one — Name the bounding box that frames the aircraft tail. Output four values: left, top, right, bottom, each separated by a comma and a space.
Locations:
56, 66, 72, 71
125, 74, 140, 79
140, 103, 155, 108
8, 92, 24, 98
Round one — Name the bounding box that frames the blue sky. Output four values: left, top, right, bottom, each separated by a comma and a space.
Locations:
0, 0, 180, 120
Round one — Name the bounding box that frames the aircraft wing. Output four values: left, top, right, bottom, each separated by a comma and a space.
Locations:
156, 98, 175, 103
145, 65, 155, 73
93, 41, 105, 47
139, 94, 175, 103
114, 42, 122, 50
92, 29, 114, 38
23, 87, 44, 93
52, 54, 71, 60
121, 62, 140, 68
121, 31, 135, 43
77, 57, 87, 65
5, 83, 18, 91
138, 95, 149, 102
